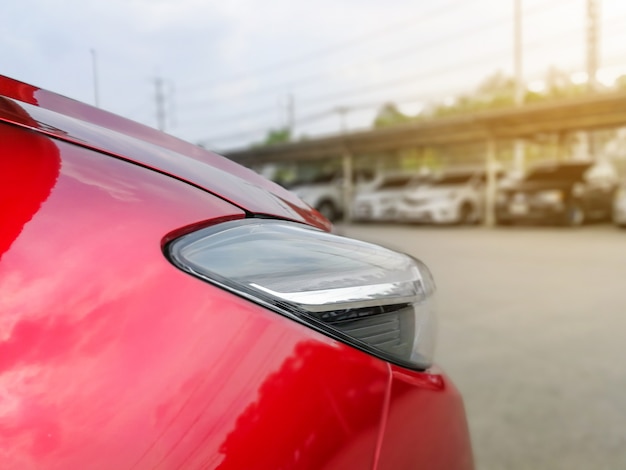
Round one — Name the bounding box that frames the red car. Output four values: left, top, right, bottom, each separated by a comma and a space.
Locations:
0, 74, 473, 469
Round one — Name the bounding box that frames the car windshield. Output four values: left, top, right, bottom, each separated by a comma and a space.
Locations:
284, 170, 339, 188
524, 163, 591, 182
378, 176, 414, 189
286, 167, 373, 188
431, 174, 476, 186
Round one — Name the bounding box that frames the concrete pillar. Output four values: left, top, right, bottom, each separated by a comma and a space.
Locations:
484, 137, 498, 227
342, 150, 354, 224
513, 139, 525, 174
556, 132, 566, 162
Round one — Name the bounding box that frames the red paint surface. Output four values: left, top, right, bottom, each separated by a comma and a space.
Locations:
376, 366, 475, 469
0, 75, 473, 469
0, 124, 388, 468
0, 75, 330, 231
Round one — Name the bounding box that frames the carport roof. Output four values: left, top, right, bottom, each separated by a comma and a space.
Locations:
225, 90, 626, 164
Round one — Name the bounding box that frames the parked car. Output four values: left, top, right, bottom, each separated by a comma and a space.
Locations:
288, 168, 345, 221
612, 180, 626, 227
286, 167, 373, 222
0, 74, 473, 469
495, 160, 618, 226
352, 172, 427, 221
397, 169, 486, 224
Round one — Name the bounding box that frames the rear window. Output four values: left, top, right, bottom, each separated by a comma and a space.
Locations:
432, 173, 476, 186
378, 176, 413, 189
525, 164, 590, 182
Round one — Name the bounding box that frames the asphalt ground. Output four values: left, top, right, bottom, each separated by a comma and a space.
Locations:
339, 222, 626, 470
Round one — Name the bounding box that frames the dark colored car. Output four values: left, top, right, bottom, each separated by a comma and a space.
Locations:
495, 161, 618, 226
0, 74, 473, 469
612, 180, 626, 227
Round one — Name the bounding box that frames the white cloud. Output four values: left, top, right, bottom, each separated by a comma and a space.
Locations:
3, 0, 626, 148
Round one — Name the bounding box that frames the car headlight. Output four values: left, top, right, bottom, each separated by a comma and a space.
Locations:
167, 219, 436, 370
536, 190, 563, 204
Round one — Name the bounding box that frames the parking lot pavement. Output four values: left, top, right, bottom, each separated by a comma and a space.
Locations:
340, 223, 626, 470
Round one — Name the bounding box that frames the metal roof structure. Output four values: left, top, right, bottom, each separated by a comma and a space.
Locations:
224, 90, 626, 226
225, 90, 626, 164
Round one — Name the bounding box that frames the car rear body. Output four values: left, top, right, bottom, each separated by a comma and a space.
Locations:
288, 167, 374, 222
0, 75, 473, 469
613, 181, 626, 227
397, 170, 484, 225
495, 161, 617, 226
352, 173, 424, 222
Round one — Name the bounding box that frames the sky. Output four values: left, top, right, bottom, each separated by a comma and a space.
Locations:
4, 0, 626, 152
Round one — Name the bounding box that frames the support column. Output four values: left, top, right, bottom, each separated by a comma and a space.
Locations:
513, 139, 525, 174
342, 150, 354, 224
556, 132, 566, 162
586, 0, 600, 159
419, 147, 426, 172
513, 0, 525, 174
484, 137, 498, 227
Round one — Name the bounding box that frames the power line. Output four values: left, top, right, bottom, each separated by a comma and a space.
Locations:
299, 16, 616, 111
203, 76, 493, 145
198, 108, 337, 146
154, 77, 167, 131
191, 23, 595, 136
200, 74, 509, 145
200, 43, 626, 148
587, 0, 600, 91
177, 0, 576, 112
178, 11, 508, 110
193, 10, 626, 146
179, 0, 472, 91
188, 101, 288, 128
91, 49, 100, 107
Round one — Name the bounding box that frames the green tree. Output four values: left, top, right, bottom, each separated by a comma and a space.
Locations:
373, 103, 411, 128
254, 127, 291, 147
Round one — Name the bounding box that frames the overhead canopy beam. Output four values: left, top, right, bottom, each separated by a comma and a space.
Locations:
224, 91, 626, 165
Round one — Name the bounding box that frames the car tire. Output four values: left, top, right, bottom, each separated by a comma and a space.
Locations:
317, 201, 338, 222
612, 210, 626, 228
495, 216, 512, 226
563, 201, 585, 227
458, 202, 475, 225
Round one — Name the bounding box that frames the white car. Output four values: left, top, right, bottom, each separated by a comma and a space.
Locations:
290, 169, 374, 222
292, 178, 343, 221
352, 173, 426, 221
397, 170, 485, 224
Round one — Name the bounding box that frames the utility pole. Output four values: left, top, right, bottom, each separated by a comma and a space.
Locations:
513, 0, 525, 175
168, 81, 176, 130
514, 0, 523, 106
585, 0, 601, 159
334, 106, 352, 223
154, 77, 166, 132
91, 49, 100, 108
335, 106, 349, 133
587, 0, 600, 92
277, 94, 295, 138
484, 137, 497, 227
286, 93, 295, 136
